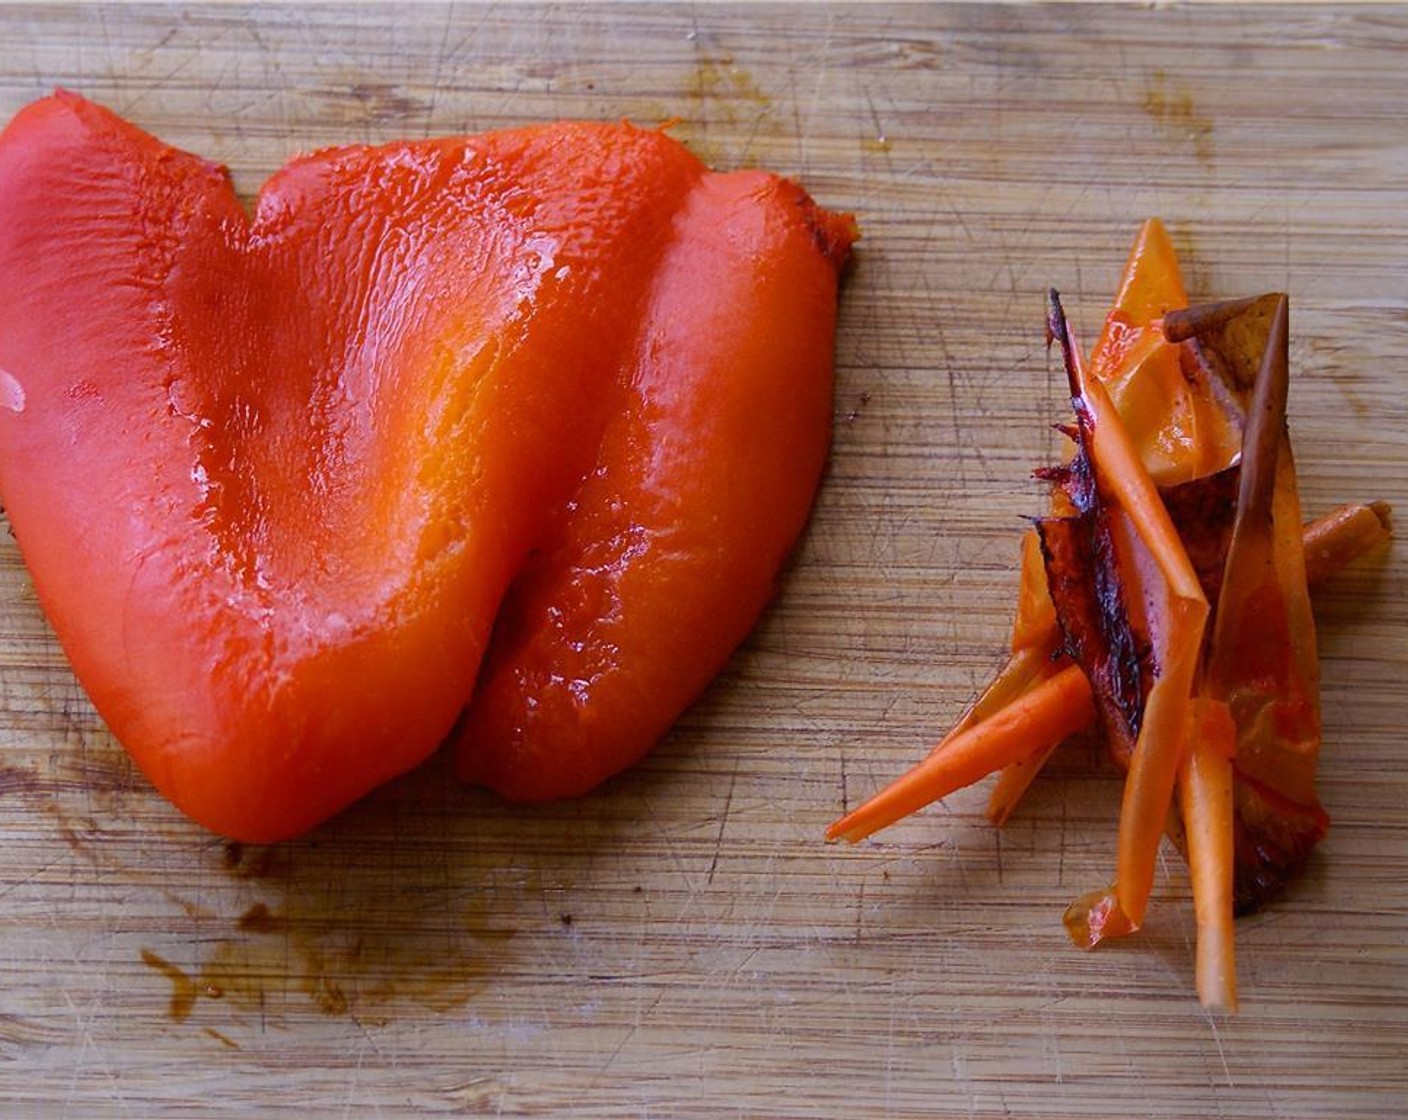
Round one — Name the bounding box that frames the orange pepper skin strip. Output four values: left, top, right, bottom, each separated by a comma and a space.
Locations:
1179, 698, 1239, 1012
986, 739, 1062, 828
984, 532, 1067, 823
1103, 217, 1189, 329
1302, 501, 1392, 586
458, 175, 854, 799
1092, 219, 1242, 488
826, 663, 1095, 845
1010, 527, 1061, 653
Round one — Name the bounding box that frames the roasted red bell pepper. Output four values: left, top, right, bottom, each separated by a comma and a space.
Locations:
458, 171, 850, 799
0, 91, 853, 841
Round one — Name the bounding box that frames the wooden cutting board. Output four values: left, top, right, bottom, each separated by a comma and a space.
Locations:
1, 5, 1404, 1117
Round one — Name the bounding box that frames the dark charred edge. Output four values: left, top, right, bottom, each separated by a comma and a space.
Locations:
1231, 770, 1329, 916
1170, 293, 1286, 396
1052, 435, 1096, 506
1204, 295, 1289, 700
1036, 298, 1149, 760
1045, 289, 1086, 418
1036, 511, 1143, 759
1162, 296, 1267, 343
1233, 295, 1290, 531
794, 188, 858, 274
1160, 466, 1241, 607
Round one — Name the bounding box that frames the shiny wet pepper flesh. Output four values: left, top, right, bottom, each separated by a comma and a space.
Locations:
0, 92, 854, 841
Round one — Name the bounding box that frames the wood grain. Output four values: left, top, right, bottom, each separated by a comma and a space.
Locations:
0, 4, 1405, 1117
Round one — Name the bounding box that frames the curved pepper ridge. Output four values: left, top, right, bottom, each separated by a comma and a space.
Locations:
458, 171, 853, 799
0, 91, 854, 841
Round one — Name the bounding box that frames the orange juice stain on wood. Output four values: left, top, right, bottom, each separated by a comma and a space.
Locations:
1143, 70, 1214, 166
139, 949, 198, 1023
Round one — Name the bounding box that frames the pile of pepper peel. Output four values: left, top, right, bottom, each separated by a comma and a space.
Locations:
828, 220, 1391, 1012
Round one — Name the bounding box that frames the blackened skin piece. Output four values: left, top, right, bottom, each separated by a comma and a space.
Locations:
1036, 502, 1145, 765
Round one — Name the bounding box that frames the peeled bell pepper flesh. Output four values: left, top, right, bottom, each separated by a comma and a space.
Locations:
0, 92, 854, 841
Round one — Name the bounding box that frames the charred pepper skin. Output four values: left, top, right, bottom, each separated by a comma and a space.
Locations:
0, 92, 853, 841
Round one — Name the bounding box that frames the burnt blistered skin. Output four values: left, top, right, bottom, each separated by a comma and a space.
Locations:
1036, 457, 1146, 763
1161, 468, 1240, 609
1037, 290, 1153, 763
1231, 772, 1329, 915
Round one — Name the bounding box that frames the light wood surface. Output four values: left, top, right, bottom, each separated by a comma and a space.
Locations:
1, 5, 1405, 1117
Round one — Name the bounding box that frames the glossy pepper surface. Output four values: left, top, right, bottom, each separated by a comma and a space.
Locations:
0, 92, 854, 841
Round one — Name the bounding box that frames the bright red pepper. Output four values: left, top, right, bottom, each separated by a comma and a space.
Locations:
0, 91, 853, 841
458, 171, 851, 799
